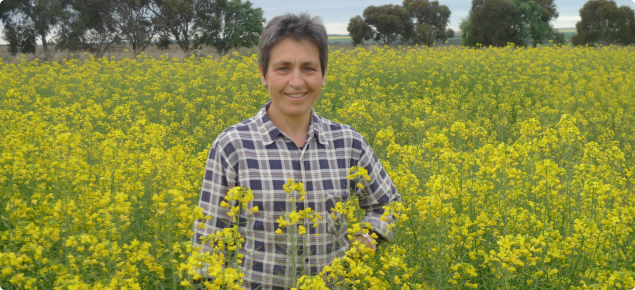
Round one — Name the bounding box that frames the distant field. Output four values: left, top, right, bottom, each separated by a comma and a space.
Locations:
562, 32, 576, 40
328, 36, 353, 44
556, 28, 577, 33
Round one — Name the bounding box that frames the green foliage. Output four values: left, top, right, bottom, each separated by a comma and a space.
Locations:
509, 0, 555, 47
469, 0, 520, 47
347, 15, 373, 46
459, 16, 475, 46
2, 22, 37, 55
363, 4, 413, 45
149, 0, 264, 55
0, 0, 68, 60
149, 0, 197, 55
464, 0, 558, 47
194, 0, 265, 55
114, 0, 157, 56
1, 0, 266, 57
446, 28, 455, 39
403, 0, 451, 43
56, 0, 123, 58
571, 0, 635, 46
553, 31, 566, 45
411, 23, 435, 46
156, 33, 173, 50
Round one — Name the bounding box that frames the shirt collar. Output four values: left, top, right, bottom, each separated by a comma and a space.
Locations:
257, 102, 328, 147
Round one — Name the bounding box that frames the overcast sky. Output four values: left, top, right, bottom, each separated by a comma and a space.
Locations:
1, 0, 635, 43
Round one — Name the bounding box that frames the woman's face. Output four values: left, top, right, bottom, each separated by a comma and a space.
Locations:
260, 38, 325, 122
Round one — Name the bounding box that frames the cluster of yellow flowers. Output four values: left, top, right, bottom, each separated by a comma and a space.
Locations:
1, 44, 634, 289
182, 186, 253, 289
279, 179, 319, 284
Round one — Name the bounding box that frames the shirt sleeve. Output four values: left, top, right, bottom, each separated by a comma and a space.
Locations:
191, 135, 238, 256
356, 136, 402, 243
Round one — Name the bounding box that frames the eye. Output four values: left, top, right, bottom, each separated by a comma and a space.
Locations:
277, 67, 288, 71
304, 67, 316, 72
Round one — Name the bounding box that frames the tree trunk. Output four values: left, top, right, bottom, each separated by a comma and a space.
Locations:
41, 34, 52, 62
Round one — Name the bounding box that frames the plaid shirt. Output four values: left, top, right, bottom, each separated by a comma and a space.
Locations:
192, 102, 401, 289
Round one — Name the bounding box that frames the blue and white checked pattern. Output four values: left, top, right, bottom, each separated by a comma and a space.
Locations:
192, 102, 401, 289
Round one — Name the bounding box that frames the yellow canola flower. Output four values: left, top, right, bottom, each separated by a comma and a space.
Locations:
2, 45, 635, 290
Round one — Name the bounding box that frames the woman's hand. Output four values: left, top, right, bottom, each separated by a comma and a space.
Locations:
355, 233, 377, 251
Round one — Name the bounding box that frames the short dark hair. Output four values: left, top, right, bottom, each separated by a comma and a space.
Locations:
259, 13, 328, 78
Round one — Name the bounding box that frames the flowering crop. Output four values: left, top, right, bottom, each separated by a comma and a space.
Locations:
1, 45, 634, 289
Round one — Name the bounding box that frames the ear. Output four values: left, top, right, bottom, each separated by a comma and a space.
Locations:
259, 64, 266, 85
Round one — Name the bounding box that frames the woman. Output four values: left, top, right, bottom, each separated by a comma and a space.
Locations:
192, 13, 401, 289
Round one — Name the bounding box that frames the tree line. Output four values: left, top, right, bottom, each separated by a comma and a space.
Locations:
461, 0, 634, 47
347, 0, 455, 47
349, 0, 635, 48
0, 0, 266, 60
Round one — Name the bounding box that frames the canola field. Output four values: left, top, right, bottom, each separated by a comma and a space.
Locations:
1, 45, 635, 290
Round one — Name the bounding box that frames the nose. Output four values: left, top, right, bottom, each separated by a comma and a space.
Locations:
289, 68, 304, 88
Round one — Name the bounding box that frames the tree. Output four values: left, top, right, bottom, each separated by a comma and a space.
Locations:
114, 0, 157, 55
446, 28, 455, 39
553, 31, 566, 45
2, 22, 37, 55
56, 0, 121, 58
403, 0, 451, 44
469, 0, 521, 47
0, 0, 69, 60
363, 4, 412, 46
459, 16, 475, 46
616, 6, 635, 45
509, 0, 557, 47
462, 0, 558, 47
194, 0, 265, 55
411, 23, 435, 46
347, 15, 373, 46
571, 0, 635, 46
149, 0, 198, 55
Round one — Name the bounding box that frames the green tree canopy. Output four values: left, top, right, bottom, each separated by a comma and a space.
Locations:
0, 0, 69, 60
446, 28, 454, 39
114, 0, 157, 56
411, 23, 435, 46
347, 15, 373, 46
194, 0, 265, 55
2, 22, 37, 55
56, 0, 121, 58
403, 0, 451, 44
363, 4, 412, 46
55, 0, 156, 56
459, 16, 475, 46
464, 0, 558, 47
149, 0, 197, 54
571, 0, 635, 46
469, 0, 520, 47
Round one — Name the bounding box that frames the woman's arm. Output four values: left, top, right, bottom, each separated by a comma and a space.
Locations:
356, 136, 402, 244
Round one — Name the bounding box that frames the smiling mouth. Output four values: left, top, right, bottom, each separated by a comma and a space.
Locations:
285, 93, 307, 99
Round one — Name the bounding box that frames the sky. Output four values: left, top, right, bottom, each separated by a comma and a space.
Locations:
1, 0, 635, 44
